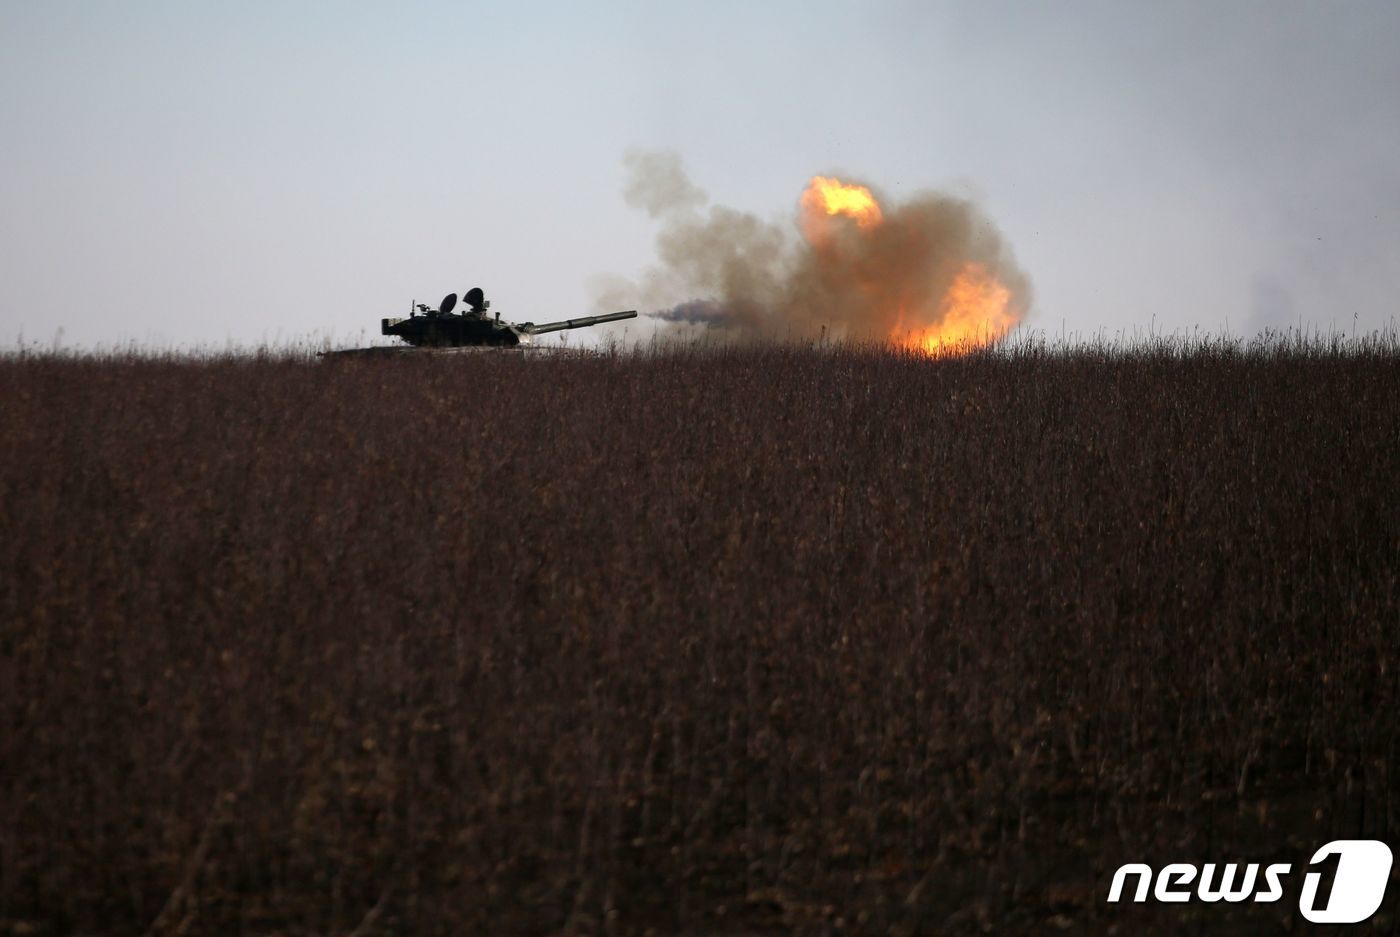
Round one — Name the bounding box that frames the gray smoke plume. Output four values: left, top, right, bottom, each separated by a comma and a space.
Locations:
613, 150, 1032, 346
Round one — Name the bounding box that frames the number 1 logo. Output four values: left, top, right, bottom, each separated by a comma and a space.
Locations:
1298, 840, 1393, 924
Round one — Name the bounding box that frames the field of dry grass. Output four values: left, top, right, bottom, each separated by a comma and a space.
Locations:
2, 337, 1397, 935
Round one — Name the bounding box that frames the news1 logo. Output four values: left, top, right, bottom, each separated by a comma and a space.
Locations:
1107, 840, 1394, 924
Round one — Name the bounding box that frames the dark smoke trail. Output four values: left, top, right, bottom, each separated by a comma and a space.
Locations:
648, 299, 735, 326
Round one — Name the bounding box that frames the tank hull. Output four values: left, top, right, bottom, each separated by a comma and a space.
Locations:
318, 345, 598, 360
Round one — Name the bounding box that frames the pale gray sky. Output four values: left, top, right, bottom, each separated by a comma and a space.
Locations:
2, 0, 1397, 348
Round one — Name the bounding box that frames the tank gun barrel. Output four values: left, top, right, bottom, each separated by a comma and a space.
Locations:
524, 310, 637, 335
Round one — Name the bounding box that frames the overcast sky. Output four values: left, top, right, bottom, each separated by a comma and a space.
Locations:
3, 0, 1397, 349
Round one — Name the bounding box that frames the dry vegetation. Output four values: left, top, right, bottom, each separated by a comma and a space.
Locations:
1, 336, 1398, 935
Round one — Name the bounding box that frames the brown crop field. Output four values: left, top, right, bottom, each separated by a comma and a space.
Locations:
2, 337, 1398, 935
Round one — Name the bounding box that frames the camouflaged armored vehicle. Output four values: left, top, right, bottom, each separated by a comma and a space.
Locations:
380, 287, 636, 348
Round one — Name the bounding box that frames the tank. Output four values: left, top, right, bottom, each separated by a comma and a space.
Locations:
380, 287, 637, 348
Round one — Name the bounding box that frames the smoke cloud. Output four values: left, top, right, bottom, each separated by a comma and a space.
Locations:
613, 151, 1032, 346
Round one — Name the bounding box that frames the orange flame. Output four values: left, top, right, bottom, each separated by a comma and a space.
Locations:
901, 263, 1015, 354
801, 176, 883, 229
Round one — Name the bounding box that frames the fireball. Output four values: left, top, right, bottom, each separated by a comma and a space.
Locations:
801, 176, 883, 230
798, 175, 1019, 354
